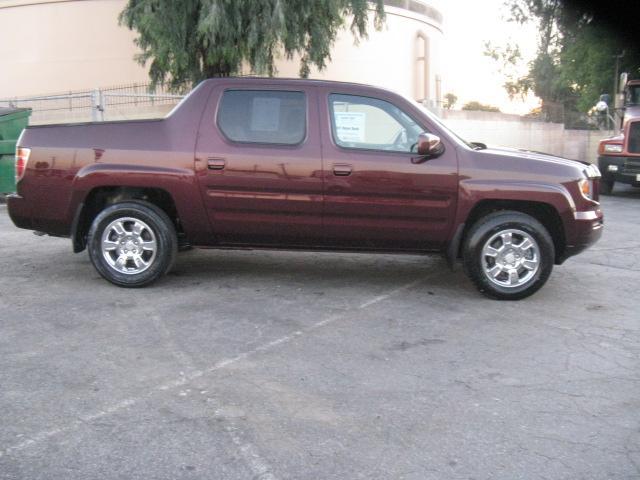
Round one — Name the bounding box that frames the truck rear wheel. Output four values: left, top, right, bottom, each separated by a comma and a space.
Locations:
87, 201, 177, 287
462, 211, 554, 300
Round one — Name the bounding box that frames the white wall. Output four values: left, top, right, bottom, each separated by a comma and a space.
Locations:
439, 109, 605, 164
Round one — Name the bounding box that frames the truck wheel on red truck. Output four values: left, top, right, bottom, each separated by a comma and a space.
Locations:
7, 78, 603, 300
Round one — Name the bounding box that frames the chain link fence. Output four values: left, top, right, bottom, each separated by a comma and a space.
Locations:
0, 83, 186, 125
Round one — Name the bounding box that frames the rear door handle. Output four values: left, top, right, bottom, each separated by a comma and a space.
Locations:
332, 164, 352, 176
207, 157, 226, 170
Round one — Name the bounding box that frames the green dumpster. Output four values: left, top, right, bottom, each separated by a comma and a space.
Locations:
0, 107, 31, 194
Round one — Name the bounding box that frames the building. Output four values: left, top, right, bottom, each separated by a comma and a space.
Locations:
0, 0, 444, 113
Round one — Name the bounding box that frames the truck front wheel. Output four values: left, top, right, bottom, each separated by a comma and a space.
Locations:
462, 211, 555, 300
600, 177, 614, 195
87, 201, 177, 287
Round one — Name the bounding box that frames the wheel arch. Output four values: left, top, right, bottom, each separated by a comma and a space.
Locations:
451, 199, 566, 265
72, 186, 181, 253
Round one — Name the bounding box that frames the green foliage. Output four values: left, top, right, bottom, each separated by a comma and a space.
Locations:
485, 0, 640, 118
443, 92, 458, 109
119, 0, 385, 91
560, 24, 640, 112
462, 101, 501, 112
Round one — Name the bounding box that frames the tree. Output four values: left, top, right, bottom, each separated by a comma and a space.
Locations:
484, 0, 572, 121
462, 101, 501, 112
560, 23, 640, 112
119, 0, 385, 91
485, 0, 640, 120
443, 92, 458, 110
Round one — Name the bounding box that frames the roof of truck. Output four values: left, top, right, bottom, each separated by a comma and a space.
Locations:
203, 76, 400, 95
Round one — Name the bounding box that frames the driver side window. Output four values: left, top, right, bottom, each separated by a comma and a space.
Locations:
329, 94, 423, 153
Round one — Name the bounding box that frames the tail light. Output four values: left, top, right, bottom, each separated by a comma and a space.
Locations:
15, 147, 30, 183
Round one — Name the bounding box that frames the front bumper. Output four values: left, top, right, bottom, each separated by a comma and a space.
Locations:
598, 155, 640, 185
558, 208, 603, 263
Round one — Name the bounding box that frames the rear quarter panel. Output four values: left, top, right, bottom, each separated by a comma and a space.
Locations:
15, 81, 214, 243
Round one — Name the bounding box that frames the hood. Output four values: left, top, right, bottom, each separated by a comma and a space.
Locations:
479, 145, 589, 168
473, 145, 600, 179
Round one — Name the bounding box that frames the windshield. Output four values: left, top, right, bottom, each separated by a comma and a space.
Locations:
626, 85, 640, 106
409, 98, 477, 149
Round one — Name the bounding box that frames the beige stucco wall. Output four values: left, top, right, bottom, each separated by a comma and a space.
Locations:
0, 0, 150, 96
0, 0, 444, 103
273, 6, 444, 105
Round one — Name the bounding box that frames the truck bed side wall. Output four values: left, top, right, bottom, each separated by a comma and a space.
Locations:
13, 82, 214, 243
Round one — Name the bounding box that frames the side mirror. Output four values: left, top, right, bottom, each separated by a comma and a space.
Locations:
413, 132, 444, 162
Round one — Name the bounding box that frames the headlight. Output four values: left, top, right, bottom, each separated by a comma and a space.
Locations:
584, 164, 601, 178
578, 178, 593, 200
603, 144, 623, 153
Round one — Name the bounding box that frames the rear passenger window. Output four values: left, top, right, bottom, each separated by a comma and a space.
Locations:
217, 90, 306, 145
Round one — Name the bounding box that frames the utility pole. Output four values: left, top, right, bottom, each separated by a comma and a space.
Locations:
614, 51, 625, 98
613, 51, 625, 130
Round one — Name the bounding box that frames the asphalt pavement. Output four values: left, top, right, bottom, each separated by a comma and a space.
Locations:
1, 187, 639, 480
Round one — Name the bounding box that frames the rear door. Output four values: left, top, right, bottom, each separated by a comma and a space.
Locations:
319, 87, 458, 251
195, 83, 323, 246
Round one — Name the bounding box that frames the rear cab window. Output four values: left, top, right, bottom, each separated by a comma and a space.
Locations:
217, 90, 306, 145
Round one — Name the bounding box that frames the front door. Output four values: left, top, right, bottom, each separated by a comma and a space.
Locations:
195, 84, 323, 246
319, 89, 458, 251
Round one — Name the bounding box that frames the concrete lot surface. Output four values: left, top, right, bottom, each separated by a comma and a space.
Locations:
1, 188, 639, 480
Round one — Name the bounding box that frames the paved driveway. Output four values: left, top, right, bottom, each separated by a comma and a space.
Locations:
1, 188, 639, 480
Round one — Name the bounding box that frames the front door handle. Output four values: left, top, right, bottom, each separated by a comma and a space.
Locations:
333, 164, 352, 176
207, 157, 226, 170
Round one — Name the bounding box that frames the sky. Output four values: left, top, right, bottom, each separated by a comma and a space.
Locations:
433, 0, 541, 114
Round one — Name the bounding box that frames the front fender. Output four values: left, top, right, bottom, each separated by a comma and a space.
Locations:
449, 179, 577, 262
456, 179, 576, 220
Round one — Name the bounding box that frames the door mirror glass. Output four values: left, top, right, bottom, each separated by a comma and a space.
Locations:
416, 132, 444, 157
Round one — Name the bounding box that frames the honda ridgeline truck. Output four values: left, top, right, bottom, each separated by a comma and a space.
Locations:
7, 78, 603, 299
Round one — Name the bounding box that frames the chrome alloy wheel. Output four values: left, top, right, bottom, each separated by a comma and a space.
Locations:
481, 229, 540, 288
101, 217, 157, 275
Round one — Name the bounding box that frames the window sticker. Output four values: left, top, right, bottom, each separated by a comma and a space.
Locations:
250, 97, 281, 132
334, 111, 366, 142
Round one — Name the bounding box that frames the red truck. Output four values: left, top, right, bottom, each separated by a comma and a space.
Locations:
7, 78, 603, 299
598, 79, 640, 193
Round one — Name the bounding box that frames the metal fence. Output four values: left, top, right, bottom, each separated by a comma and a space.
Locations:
0, 83, 186, 124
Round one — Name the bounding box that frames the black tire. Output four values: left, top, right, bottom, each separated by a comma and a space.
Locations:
600, 177, 614, 195
462, 211, 555, 300
87, 201, 177, 287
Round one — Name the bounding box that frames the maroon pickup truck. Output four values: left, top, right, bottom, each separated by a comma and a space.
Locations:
7, 78, 603, 299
